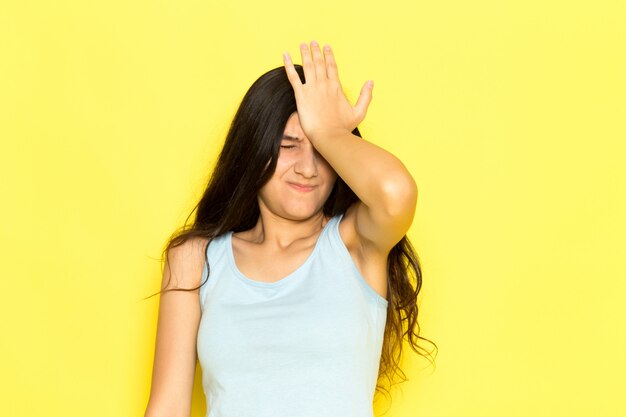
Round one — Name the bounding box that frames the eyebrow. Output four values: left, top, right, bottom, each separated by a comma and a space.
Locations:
281, 134, 301, 141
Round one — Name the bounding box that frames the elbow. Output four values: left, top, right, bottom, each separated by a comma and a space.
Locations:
380, 174, 418, 218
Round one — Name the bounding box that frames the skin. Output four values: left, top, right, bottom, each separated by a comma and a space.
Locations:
230, 111, 338, 283
277, 41, 418, 298
145, 41, 418, 417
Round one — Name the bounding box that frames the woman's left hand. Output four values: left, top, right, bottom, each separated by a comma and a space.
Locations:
283, 41, 373, 142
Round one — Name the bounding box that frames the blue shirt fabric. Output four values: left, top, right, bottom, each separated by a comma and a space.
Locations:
196, 212, 388, 417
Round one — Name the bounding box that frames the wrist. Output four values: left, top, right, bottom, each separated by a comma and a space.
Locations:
307, 128, 353, 143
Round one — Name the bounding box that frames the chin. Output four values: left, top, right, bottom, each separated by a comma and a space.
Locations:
284, 206, 321, 218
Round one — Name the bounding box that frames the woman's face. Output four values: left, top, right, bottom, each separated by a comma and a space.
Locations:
258, 112, 338, 219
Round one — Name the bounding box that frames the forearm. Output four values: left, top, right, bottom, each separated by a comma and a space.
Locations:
310, 130, 417, 214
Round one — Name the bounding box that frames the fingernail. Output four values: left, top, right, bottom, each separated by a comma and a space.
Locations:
311, 40, 318, 46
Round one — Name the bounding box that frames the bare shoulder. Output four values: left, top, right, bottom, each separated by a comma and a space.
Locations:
162, 236, 210, 291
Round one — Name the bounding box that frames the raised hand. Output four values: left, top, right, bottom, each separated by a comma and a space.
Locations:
283, 41, 373, 142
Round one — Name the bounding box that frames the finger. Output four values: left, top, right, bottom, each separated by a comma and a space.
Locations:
300, 42, 316, 82
323, 44, 340, 82
283, 52, 302, 90
354, 80, 374, 122
310, 40, 326, 81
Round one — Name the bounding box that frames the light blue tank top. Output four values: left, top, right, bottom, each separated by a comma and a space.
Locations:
196, 212, 388, 417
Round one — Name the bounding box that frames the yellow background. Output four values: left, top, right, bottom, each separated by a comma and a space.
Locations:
1, 0, 624, 416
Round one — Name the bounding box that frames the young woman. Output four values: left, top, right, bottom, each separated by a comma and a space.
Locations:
144, 41, 435, 417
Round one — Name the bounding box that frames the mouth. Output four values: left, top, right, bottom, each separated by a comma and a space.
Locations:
288, 182, 316, 192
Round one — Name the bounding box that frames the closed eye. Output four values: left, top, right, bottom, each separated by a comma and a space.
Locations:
280, 145, 296, 149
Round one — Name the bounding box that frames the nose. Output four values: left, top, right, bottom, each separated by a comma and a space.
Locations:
293, 146, 319, 178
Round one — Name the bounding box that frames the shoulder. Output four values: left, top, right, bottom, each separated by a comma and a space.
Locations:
162, 236, 210, 290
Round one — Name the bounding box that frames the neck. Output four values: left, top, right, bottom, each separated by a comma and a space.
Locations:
243, 211, 329, 250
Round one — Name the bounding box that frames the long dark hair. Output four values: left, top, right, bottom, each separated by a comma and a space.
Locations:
145, 64, 437, 400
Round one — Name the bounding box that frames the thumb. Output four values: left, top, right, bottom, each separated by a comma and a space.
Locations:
354, 80, 373, 123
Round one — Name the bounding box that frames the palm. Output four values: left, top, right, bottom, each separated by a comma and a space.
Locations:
283, 42, 373, 141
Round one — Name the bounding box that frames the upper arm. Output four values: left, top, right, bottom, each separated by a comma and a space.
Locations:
352, 175, 418, 256
145, 237, 207, 417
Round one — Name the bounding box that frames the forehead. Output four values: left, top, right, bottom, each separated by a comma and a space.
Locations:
283, 112, 304, 136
